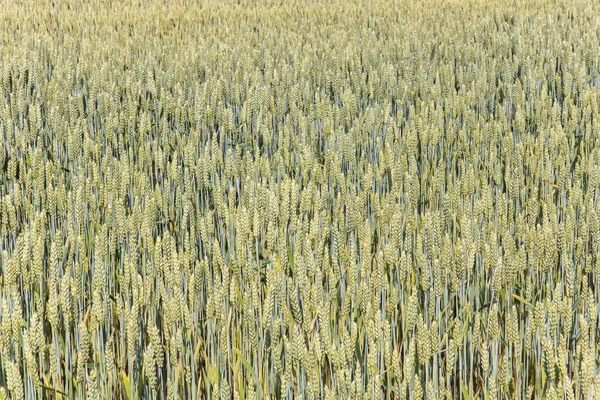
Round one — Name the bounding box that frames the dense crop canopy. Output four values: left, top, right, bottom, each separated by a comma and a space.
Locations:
1, 0, 600, 398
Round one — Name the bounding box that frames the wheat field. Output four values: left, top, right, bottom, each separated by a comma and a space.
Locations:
1, 0, 600, 398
